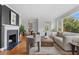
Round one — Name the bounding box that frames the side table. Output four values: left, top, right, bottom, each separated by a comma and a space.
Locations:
69, 42, 79, 55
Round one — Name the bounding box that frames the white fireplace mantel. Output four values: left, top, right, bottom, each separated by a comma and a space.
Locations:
3, 24, 19, 30
1, 24, 19, 50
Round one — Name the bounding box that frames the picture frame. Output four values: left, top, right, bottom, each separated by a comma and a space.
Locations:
11, 11, 16, 25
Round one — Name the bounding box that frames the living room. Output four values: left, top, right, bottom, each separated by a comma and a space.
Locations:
0, 4, 79, 55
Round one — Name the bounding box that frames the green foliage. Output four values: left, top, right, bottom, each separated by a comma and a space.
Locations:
64, 17, 79, 33
19, 25, 26, 34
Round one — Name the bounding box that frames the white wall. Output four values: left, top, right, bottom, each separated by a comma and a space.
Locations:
38, 17, 52, 36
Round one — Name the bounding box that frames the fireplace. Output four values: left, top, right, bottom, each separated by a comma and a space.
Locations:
8, 34, 16, 50
1, 24, 19, 50
7, 30, 18, 50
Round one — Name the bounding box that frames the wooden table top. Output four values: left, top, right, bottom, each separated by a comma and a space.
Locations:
41, 37, 53, 42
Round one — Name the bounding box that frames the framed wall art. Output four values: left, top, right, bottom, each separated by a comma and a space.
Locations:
11, 11, 16, 25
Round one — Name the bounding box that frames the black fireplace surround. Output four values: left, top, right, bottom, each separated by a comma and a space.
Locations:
7, 30, 18, 50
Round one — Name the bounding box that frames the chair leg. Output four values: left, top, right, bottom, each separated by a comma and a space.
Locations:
38, 42, 40, 52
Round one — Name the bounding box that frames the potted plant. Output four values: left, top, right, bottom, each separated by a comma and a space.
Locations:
19, 24, 26, 36
19, 25, 26, 42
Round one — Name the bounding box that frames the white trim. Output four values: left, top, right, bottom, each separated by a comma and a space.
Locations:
5, 4, 20, 15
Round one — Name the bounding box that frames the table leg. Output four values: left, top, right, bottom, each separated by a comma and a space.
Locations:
37, 42, 40, 52
76, 46, 79, 55
71, 44, 75, 55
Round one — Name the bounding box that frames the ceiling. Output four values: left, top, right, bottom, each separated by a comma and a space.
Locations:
8, 4, 78, 21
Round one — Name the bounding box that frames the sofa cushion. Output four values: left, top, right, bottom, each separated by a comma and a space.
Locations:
55, 36, 63, 42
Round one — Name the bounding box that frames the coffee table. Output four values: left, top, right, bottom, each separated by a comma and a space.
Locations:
41, 37, 53, 47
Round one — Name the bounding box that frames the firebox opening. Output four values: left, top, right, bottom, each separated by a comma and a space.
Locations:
7, 34, 17, 50
9, 34, 16, 44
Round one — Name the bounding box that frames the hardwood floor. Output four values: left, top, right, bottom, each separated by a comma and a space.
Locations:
0, 35, 29, 55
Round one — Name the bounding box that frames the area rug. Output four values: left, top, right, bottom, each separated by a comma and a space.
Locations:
29, 47, 62, 55
30, 51, 50, 55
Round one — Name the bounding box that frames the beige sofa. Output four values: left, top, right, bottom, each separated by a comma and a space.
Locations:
53, 32, 79, 51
